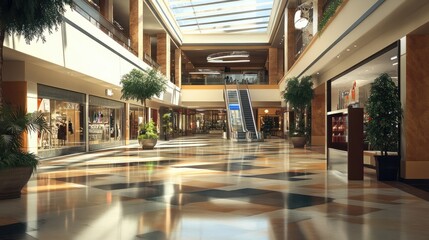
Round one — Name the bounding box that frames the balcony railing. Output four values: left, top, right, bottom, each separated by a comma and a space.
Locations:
73, 0, 136, 56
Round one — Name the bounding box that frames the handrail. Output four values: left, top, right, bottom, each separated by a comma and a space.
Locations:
243, 79, 260, 140
236, 81, 248, 134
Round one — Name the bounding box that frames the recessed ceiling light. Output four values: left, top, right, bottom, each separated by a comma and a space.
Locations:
390, 56, 398, 61
392, 62, 398, 66
346, 49, 350, 51
354, 45, 357, 48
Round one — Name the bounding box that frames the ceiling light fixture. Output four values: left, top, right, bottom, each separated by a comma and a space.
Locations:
207, 51, 250, 63
390, 56, 398, 61
189, 69, 221, 75
294, 1, 313, 30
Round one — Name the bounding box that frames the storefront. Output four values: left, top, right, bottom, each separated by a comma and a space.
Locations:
89, 96, 125, 150
327, 42, 399, 173
37, 85, 86, 158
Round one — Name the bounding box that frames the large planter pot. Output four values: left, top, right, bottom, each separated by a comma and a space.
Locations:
375, 155, 400, 181
141, 139, 158, 150
291, 136, 306, 148
0, 167, 33, 200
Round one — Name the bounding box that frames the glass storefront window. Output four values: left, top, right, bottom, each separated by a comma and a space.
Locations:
38, 99, 85, 149
88, 96, 124, 149
37, 85, 86, 157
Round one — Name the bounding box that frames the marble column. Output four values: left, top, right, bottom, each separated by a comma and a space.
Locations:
157, 33, 171, 80
99, 0, 113, 22
403, 34, 429, 179
269, 47, 278, 85
311, 83, 325, 148
129, 0, 143, 59
175, 49, 182, 88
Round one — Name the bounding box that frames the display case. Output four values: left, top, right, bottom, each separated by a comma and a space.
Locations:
328, 109, 348, 151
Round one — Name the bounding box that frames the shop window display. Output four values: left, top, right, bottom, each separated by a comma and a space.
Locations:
37, 98, 85, 150
88, 96, 124, 146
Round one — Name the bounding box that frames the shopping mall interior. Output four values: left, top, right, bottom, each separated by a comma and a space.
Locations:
1, 0, 429, 239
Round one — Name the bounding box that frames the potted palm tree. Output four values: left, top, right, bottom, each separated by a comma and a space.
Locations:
138, 119, 158, 150
0, 106, 50, 199
283, 76, 314, 148
366, 73, 402, 180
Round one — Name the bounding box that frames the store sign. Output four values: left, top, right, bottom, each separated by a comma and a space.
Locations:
105, 89, 114, 97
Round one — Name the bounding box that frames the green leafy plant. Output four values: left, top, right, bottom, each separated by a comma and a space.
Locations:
283, 76, 314, 137
162, 112, 173, 135
138, 119, 158, 140
365, 73, 402, 156
0, 105, 50, 169
0, 0, 73, 105
120, 68, 167, 124
318, 0, 343, 32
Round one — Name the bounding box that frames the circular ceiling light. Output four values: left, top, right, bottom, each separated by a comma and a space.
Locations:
207, 51, 250, 63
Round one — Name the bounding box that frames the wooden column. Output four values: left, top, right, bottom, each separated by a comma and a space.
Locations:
157, 33, 171, 79
286, 8, 296, 70
268, 47, 278, 85
129, 0, 143, 59
404, 35, 429, 179
175, 49, 182, 87
143, 33, 151, 57
311, 83, 326, 148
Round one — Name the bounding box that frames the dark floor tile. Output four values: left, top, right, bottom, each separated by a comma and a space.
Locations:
246, 192, 333, 209
0, 222, 37, 239
195, 188, 274, 198
175, 163, 267, 171
136, 231, 167, 240
148, 193, 209, 206
93, 181, 162, 190
244, 172, 315, 181
54, 174, 114, 184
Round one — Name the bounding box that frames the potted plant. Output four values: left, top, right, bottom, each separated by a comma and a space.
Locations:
366, 73, 402, 180
0, 106, 50, 199
138, 119, 158, 150
283, 76, 314, 148
162, 112, 172, 140
120, 68, 167, 125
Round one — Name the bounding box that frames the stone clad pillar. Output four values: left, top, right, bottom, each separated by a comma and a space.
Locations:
269, 47, 278, 85
157, 33, 171, 80
175, 49, 182, 87
129, 0, 143, 59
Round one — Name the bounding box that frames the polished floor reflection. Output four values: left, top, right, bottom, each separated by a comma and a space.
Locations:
1, 135, 429, 240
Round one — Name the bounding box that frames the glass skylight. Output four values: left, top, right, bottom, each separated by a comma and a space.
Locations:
166, 0, 274, 34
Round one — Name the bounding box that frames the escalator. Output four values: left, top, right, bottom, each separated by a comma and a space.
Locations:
224, 88, 260, 142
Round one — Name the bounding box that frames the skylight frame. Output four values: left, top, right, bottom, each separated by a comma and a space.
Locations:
166, 0, 275, 34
